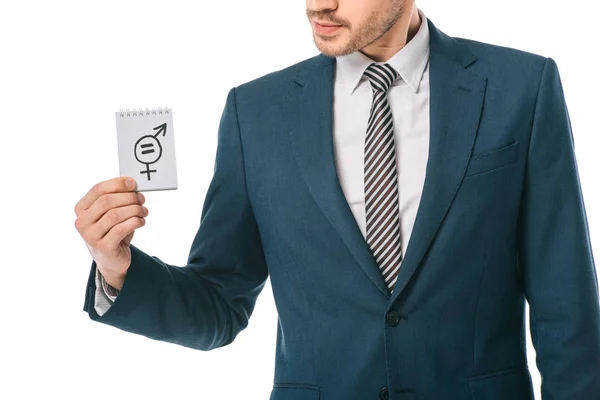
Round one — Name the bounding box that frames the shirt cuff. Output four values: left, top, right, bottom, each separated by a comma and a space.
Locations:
97, 268, 120, 301
94, 268, 114, 316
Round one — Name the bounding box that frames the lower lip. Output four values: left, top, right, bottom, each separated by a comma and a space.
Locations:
313, 21, 343, 35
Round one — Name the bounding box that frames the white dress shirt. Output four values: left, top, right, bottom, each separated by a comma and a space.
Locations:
332, 8, 430, 261
93, 8, 431, 316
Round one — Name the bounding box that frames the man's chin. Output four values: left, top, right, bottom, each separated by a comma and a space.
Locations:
313, 38, 356, 58
316, 46, 356, 58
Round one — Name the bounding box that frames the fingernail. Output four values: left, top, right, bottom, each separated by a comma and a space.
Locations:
137, 192, 144, 203
126, 178, 135, 188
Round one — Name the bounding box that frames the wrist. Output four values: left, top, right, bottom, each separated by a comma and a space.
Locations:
98, 268, 125, 292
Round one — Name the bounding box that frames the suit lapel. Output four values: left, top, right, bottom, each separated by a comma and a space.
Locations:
285, 17, 488, 304
285, 53, 392, 299
388, 19, 487, 305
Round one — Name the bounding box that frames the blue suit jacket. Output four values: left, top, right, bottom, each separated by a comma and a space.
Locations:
84, 17, 600, 400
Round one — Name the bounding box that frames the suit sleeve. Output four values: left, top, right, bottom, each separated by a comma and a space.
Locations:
517, 57, 600, 398
82, 86, 270, 351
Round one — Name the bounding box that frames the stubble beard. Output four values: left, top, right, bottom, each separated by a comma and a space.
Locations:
313, 0, 404, 58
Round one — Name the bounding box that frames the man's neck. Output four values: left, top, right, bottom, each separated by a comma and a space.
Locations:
360, 6, 422, 63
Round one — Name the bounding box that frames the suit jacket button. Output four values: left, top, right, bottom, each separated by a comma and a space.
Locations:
379, 387, 389, 400
386, 310, 401, 327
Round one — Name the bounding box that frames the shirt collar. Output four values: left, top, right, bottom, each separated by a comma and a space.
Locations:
335, 8, 430, 96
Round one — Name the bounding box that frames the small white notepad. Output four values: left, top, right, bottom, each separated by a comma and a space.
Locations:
115, 107, 178, 192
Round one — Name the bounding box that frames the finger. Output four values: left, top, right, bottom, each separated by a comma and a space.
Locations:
99, 215, 146, 251
77, 191, 144, 228
74, 176, 137, 216
82, 203, 148, 246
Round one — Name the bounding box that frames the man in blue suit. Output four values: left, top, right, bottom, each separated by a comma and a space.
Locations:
75, 1, 600, 398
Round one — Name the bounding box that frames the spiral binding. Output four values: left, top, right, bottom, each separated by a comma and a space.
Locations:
118, 107, 170, 118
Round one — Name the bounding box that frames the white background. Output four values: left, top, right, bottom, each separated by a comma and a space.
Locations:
1, 1, 598, 399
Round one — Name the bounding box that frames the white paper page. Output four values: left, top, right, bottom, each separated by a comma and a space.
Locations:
115, 108, 178, 192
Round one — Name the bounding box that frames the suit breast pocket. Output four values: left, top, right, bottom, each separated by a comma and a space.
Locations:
468, 366, 534, 400
464, 141, 519, 178
270, 384, 321, 400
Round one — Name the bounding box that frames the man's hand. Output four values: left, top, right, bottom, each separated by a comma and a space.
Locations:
74, 177, 148, 290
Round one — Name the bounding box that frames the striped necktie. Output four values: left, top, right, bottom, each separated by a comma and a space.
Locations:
363, 62, 403, 292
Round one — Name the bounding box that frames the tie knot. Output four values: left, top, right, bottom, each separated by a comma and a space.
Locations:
364, 63, 399, 93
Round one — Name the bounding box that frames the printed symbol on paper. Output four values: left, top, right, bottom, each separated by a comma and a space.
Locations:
134, 123, 167, 181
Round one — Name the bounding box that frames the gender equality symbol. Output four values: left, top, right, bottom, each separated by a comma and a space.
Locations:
134, 123, 167, 181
